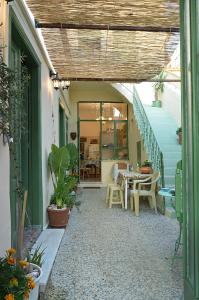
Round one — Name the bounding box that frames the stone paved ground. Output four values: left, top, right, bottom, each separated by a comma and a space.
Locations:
44, 188, 183, 300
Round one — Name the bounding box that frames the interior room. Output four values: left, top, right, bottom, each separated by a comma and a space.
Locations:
79, 102, 128, 182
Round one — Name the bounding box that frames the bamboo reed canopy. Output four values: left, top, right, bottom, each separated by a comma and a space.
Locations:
26, 0, 180, 82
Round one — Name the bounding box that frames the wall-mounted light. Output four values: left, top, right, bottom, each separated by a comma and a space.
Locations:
49, 70, 70, 91
49, 71, 60, 90
61, 80, 70, 90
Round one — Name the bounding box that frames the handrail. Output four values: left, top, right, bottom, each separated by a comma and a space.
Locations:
132, 86, 165, 187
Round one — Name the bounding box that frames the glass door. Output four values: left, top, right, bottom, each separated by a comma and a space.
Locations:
79, 121, 101, 182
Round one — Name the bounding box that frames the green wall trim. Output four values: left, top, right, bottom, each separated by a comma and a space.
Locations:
181, 0, 199, 298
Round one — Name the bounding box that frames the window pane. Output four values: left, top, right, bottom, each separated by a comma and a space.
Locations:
101, 121, 114, 159
102, 103, 127, 120
102, 149, 114, 160
79, 103, 100, 120
116, 122, 127, 147
116, 148, 128, 160
115, 122, 128, 159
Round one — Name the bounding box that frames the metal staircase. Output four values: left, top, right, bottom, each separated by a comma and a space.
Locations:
112, 83, 165, 186
112, 83, 181, 188
132, 88, 165, 186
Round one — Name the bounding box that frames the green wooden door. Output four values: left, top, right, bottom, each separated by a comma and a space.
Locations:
9, 9, 43, 246
65, 117, 68, 144
181, 0, 199, 298
10, 43, 21, 246
10, 43, 32, 241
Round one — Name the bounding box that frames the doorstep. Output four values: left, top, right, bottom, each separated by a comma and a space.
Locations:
31, 228, 65, 294
78, 181, 105, 188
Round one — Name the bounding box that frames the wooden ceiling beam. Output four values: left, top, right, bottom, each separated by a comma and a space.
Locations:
35, 21, 180, 33
60, 78, 181, 82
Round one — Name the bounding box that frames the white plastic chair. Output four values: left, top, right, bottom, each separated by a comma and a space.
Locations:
130, 171, 160, 216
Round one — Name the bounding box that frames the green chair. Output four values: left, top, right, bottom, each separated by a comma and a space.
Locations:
173, 160, 183, 259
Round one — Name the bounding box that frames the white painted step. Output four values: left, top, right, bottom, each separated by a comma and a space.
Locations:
31, 229, 65, 293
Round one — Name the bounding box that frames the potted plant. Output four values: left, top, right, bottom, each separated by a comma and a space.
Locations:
25, 245, 45, 300
0, 248, 42, 300
152, 71, 166, 108
140, 160, 153, 174
176, 127, 182, 144
47, 144, 79, 227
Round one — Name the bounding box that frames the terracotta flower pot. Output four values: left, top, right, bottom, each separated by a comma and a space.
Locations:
47, 207, 70, 227
140, 166, 153, 174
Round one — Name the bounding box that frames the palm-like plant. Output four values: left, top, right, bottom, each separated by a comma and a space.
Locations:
48, 144, 78, 208
153, 71, 166, 100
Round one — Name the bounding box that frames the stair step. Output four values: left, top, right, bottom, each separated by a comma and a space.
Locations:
164, 169, 176, 177
163, 158, 179, 167
161, 145, 182, 152
163, 152, 182, 160
164, 176, 176, 186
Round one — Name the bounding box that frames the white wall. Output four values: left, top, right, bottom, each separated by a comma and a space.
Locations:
128, 105, 148, 169
0, 0, 11, 254
134, 83, 155, 105
161, 82, 181, 126
0, 0, 70, 253
0, 138, 11, 255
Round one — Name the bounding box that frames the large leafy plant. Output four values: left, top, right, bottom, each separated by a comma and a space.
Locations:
66, 143, 78, 173
48, 144, 70, 189
153, 71, 166, 100
48, 144, 78, 208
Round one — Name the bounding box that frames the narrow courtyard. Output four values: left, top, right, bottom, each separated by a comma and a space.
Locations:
44, 188, 183, 300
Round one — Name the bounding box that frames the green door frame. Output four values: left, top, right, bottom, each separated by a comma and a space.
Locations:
65, 117, 68, 144
9, 8, 43, 245
181, 0, 199, 298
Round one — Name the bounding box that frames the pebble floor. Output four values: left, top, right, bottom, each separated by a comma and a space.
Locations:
44, 188, 183, 300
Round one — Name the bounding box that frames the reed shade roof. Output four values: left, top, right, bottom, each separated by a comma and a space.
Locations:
26, 0, 180, 81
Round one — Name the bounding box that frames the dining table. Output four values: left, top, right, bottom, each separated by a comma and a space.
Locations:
119, 170, 152, 209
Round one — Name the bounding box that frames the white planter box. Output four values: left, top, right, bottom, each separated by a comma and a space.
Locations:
29, 263, 43, 300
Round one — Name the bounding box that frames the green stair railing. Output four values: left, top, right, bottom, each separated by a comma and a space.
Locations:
132, 86, 165, 187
